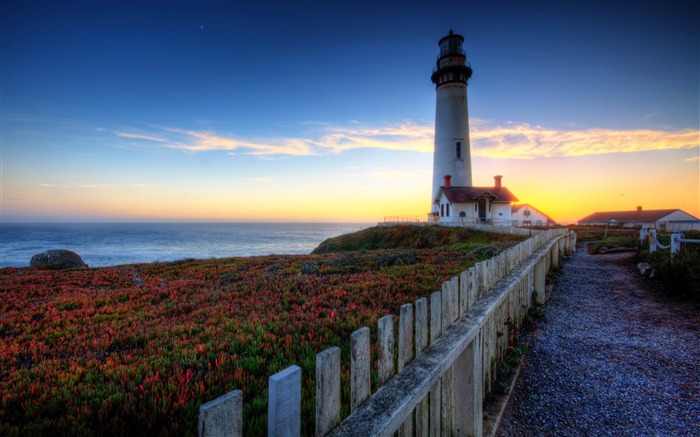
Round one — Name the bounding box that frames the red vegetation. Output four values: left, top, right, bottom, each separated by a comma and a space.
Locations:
0, 239, 520, 435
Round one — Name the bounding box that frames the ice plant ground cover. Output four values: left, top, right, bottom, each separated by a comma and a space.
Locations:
1, 228, 523, 436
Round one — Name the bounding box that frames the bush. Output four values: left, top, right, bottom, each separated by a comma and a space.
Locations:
592, 236, 639, 254
640, 230, 700, 300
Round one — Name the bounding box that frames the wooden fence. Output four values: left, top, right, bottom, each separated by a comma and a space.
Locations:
198, 228, 576, 436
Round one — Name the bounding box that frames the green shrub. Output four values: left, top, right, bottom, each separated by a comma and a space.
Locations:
592, 236, 639, 254
640, 230, 700, 300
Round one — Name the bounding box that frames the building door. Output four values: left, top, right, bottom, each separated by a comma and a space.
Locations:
478, 198, 487, 222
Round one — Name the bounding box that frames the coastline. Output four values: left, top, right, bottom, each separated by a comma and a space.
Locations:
0, 222, 373, 269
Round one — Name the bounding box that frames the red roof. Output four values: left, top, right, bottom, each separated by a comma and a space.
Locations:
439, 186, 519, 203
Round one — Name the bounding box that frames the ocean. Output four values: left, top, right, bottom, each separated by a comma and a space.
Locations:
0, 222, 372, 268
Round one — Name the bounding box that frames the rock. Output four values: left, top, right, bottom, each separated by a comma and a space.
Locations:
648, 268, 658, 279
637, 262, 653, 277
30, 250, 88, 269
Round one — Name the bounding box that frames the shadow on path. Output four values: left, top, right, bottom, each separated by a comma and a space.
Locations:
496, 243, 700, 436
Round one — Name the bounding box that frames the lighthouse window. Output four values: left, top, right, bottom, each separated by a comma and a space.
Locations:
456, 141, 462, 159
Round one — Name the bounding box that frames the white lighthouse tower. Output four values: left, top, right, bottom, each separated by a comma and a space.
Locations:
430, 30, 473, 200
428, 31, 518, 226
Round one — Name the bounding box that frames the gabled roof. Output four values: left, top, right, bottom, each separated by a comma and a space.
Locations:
511, 203, 555, 223
438, 186, 519, 203
578, 209, 691, 224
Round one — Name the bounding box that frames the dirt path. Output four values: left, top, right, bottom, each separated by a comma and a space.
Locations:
496, 244, 700, 436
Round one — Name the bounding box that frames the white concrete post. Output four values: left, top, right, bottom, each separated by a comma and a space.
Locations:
640, 225, 648, 243
268, 366, 301, 437
198, 390, 243, 437
671, 233, 684, 255
649, 229, 657, 253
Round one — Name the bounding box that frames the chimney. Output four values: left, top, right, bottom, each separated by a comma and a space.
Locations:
443, 175, 452, 187
494, 175, 503, 188
637, 206, 642, 212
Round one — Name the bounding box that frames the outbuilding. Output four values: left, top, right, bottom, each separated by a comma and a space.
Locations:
577, 207, 700, 231
432, 175, 518, 225
511, 204, 555, 227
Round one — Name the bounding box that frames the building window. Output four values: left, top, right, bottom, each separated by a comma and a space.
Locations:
456, 141, 461, 159
441, 204, 444, 217
524, 209, 531, 217
446, 204, 450, 216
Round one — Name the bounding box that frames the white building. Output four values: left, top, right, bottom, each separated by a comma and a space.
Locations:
511, 204, 555, 227
429, 31, 517, 226
578, 207, 700, 231
432, 175, 518, 225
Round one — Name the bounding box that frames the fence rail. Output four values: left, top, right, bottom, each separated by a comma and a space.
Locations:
641, 226, 700, 256
382, 216, 425, 225
199, 228, 576, 436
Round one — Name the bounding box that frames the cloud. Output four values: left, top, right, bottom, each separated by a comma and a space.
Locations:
686, 156, 699, 162
159, 128, 316, 156
39, 182, 149, 189
114, 132, 168, 143
470, 122, 699, 159
110, 120, 698, 159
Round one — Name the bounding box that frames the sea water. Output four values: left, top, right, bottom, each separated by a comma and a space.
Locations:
0, 222, 372, 268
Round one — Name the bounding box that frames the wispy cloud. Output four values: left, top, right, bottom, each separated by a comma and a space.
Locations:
114, 131, 168, 143
110, 120, 699, 159
40, 182, 149, 189
686, 156, 699, 162
471, 122, 699, 159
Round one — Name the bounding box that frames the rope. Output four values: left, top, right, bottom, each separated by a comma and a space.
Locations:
650, 230, 670, 249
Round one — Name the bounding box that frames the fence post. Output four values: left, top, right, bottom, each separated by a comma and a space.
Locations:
459, 270, 469, 313
316, 348, 340, 436
430, 291, 442, 436
198, 390, 243, 437
649, 229, 657, 253
640, 225, 647, 243
450, 277, 459, 324
351, 328, 371, 410
378, 315, 395, 386
671, 233, 684, 255
454, 331, 483, 437
534, 259, 546, 305
268, 366, 301, 437
415, 298, 429, 437
399, 304, 414, 436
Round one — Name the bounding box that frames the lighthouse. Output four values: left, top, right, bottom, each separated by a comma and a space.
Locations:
429, 31, 519, 226
430, 30, 473, 200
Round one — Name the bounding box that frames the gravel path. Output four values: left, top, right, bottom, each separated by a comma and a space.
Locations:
496, 244, 700, 437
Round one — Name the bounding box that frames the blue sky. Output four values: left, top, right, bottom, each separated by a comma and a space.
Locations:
2, 0, 698, 222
